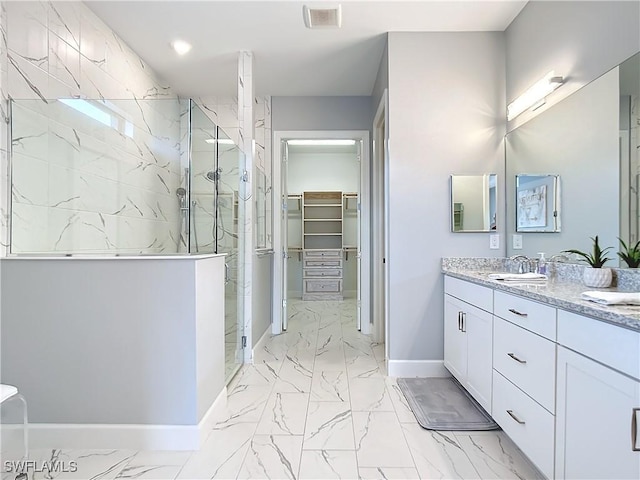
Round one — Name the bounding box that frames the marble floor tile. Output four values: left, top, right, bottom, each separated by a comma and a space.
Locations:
311, 370, 350, 402
298, 450, 358, 479
385, 377, 419, 423
28, 449, 136, 480
126, 451, 191, 466
304, 402, 355, 450
343, 337, 375, 362
371, 343, 386, 362
115, 464, 181, 479
176, 422, 256, 480
455, 432, 544, 480
358, 467, 420, 479
228, 363, 280, 388
349, 377, 394, 412
352, 412, 415, 468
401, 423, 480, 479
346, 355, 383, 379
273, 353, 314, 393
237, 435, 303, 480
217, 384, 271, 426
256, 392, 309, 435
314, 346, 347, 371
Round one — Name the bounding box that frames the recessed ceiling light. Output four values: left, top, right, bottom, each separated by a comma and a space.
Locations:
171, 39, 192, 55
288, 139, 355, 146
303, 4, 342, 29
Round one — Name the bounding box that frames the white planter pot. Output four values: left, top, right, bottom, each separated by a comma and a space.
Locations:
582, 267, 612, 288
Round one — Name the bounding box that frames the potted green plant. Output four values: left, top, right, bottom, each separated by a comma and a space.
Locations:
617, 238, 640, 268
563, 235, 613, 287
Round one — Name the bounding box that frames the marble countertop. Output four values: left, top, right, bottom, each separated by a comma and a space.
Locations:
442, 267, 640, 333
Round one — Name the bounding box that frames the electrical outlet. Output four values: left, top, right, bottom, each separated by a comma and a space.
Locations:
513, 234, 523, 250
489, 234, 500, 249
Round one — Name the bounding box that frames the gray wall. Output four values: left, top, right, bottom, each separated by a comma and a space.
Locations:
1, 256, 225, 425
271, 96, 372, 131
252, 253, 273, 347
371, 39, 389, 115
506, 0, 640, 131
386, 32, 506, 362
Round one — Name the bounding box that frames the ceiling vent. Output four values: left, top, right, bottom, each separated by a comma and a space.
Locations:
303, 4, 342, 29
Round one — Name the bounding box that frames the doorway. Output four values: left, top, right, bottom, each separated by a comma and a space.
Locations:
272, 131, 370, 336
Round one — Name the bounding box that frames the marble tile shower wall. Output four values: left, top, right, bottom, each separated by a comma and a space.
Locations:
2, 1, 183, 254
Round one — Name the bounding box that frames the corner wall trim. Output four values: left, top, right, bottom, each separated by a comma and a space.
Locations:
27, 387, 228, 451
387, 360, 450, 378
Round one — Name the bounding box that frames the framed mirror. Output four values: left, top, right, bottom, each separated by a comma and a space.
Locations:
515, 174, 561, 232
450, 174, 497, 232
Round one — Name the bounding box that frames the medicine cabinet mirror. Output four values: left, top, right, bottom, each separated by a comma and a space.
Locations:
450, 174, 497, 233
515, 174, 561, 233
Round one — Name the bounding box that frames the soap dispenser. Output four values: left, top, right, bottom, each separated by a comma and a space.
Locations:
537, 252, 547, 275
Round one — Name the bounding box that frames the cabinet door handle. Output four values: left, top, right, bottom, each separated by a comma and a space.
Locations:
508, 308, 528, 317
632, 407, 640, 452
461, 312, 466, 333
458, 312, 462, 331
506, 410, 525, 425
507, 352, 527, 364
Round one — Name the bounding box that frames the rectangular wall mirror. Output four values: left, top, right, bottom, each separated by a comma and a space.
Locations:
505, 51, 640, 261
515, 174, 561, 232
450, 174, 497, 232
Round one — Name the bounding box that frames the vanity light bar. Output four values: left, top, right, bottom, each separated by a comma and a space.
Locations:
507, 71, 564, 121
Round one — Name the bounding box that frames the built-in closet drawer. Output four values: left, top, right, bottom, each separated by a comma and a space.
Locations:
304, 250, 341, 258
493, 317, 556, 413
493, 371, 555, 480
304, 279, 342, 293
304, 259, 342, 268
494, 291, 556, 340
304, 268, 341, 278
444, 275, 493, 313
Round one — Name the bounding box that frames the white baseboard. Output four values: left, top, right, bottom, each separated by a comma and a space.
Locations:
29, 387, 228, 451
251, 325, 272, 361
387, 360, 450, 378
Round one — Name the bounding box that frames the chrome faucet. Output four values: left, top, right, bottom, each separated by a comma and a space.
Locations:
509, 255, 530, 274
549, 254, 570, 263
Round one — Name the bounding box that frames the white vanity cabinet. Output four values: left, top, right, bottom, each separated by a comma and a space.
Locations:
555, 310, 640, 480
444, 273, 640, 480
444, 276, 493, 413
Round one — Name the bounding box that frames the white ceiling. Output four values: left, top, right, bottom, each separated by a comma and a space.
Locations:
86, 0, 527, 97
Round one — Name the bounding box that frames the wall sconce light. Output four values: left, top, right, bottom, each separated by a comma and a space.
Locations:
507, 71, 564, 120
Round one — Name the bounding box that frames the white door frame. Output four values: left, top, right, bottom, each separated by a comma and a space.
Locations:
272, 130, 371, 335
372, 90, 390, 357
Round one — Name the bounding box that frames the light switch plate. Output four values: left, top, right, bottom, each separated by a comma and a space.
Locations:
513, 234, 523, 250
489, 234, 500, 249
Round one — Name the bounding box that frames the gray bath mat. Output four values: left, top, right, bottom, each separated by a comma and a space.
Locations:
397, 377, 499, 431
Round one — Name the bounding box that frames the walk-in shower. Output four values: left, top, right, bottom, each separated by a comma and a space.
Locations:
8, 97, 246, 383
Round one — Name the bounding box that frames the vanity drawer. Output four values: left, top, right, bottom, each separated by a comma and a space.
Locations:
493, 317, 556, 413
304, 250, 341, 258
493, 371, 555, 480
304, 259, 342, 268
304, 279, 342, 293
444, 275, 493, 313
557, 309, 640, 381
304, 268, 341, 278
494, 291, 556, 340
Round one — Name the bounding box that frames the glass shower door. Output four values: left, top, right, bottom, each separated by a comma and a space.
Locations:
188, 101, 243, 383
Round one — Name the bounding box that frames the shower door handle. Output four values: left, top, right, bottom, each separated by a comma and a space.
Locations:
224, 263, 230, 285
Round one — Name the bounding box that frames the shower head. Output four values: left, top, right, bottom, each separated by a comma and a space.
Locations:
205, 169, 220, 182
176, 187, 187, 198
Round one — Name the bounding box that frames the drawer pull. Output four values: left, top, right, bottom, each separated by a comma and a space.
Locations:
507, 352, 527, 364
508, 308, 528, 317
506, 409, 526, 425
633, 408, 640, 452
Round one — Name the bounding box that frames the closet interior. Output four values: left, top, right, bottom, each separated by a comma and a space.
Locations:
286, 142, 359, 301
